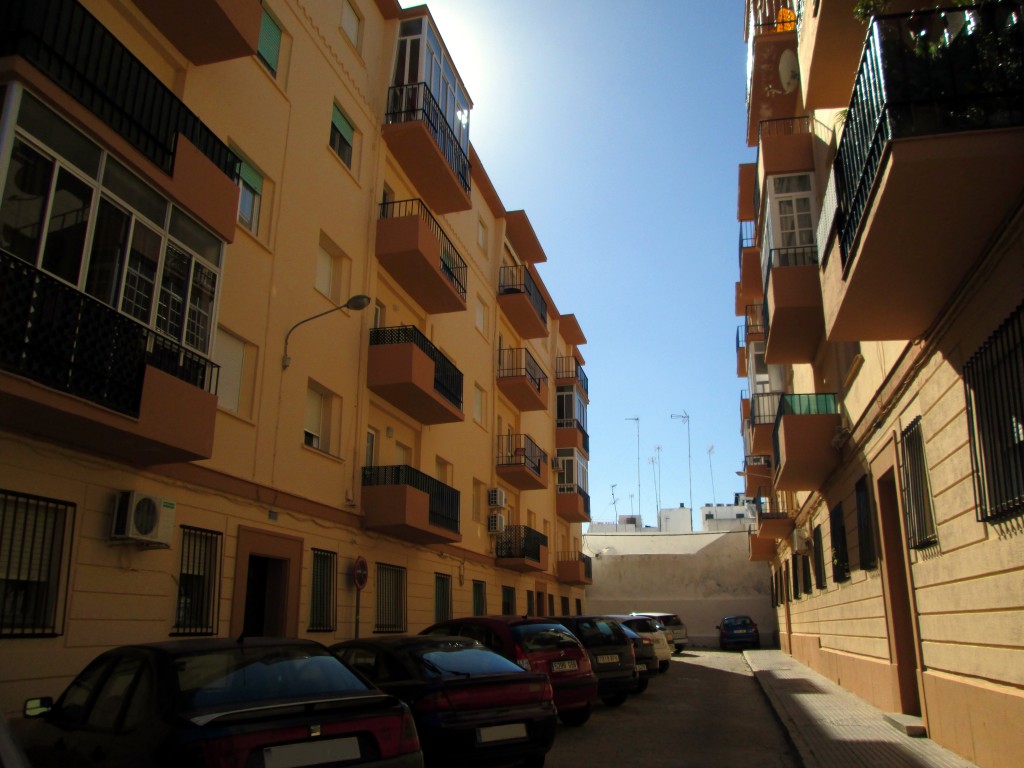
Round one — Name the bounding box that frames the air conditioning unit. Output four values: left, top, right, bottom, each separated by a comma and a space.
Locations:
487, 512, 506, 534
487, 487, 507, 508
550, 456, 561, 471
792, 528, 812, 554
111, 491, 175, 547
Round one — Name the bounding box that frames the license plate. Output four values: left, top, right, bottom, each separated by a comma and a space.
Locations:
635, 665, 646, 673
596, 654, 619, 664
478, 723, 527, 743
264, 738, 360, 768
551, 659, 578, 672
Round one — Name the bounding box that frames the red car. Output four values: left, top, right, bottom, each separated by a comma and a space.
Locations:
421, 616, 598, 726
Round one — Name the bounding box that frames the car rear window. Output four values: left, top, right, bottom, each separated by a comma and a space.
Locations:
723, 617, 755, 628
510, 623, 581, 651
626, 618, 659, 633
416, 647, 525, 678
570, 619, 628, 648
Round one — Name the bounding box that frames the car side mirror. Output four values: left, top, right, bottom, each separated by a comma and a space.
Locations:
24, 697, 53, 718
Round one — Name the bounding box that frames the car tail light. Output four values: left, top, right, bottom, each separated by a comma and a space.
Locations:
512, 644, 533, 671
416, 690, 454, 713
538, 679, 554, 702
396, 707, 421, 755
576, 651, 593, 675
641, 637, 653, 646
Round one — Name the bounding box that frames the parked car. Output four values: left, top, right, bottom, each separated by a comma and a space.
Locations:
631, 611, 689, 653
18, 637, 423, 768
612, 614, 672, 672
331, 635, 555, 768
717, 615, 761, 650
618, 624, 657, 694
420, 616, 597, 726
550, 616, 637, 707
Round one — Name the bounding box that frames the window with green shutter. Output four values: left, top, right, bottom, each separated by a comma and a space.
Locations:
257, 12, 282, 76
330, 105, 354, 167
237, 161, 262, 233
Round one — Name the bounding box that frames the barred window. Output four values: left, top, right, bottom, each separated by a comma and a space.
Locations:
472, 580, 487, 616
173, 527, 221, 636
791, 556, 801, 599
963, 302, 1024, 523
434, 573, 452, 624
855, 476, 878, 569
501, 585, 516, 615
900, 417, 938, 548
812, 525, 826, 590
801, 554, 813, 595
560, 595, 570, 616
1, 491, 73, 637
375, 563, 406, 633
526, 590, 535, 617
829, 504, 850, 583
308, 549, 337, 632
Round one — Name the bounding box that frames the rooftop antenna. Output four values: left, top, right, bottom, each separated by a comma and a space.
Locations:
610, 484, 620, 519
707, 444, 718, 507
626, 417, 641, 521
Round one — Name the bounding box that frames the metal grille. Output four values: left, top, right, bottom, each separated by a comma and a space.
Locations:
829, 504, 850, 583
501, 585, 516, 615
369, 325, 463, 410
472, 580, 486, 616
855, 476, 878, 569
812, 525, 826, 590
172, 526, 221, 636
434, 573, 452, 624
963, 302, 1024, 522
308, 549, 336, 632
385, 82, 470, 195
0, 490, 73, 637
379, 199, 467, 300
900, 417, 938, 549
362, 465, 460, 534
496, 433, 547, 477
495, 525, 548, 562
374, 563, 406, 633
498, 347, 546, 391
498, 265, 548, 327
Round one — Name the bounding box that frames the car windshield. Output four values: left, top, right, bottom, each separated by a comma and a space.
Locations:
176, 644, 370, 711
510, 623, 581, 651
415, 647, 524, 678
572, 619, 627, 647
723, 617, 754, 628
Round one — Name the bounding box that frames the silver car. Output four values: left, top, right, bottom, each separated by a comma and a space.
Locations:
631, 612, 688, 653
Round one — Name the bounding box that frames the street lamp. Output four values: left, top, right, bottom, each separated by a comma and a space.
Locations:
282, 294, 371, 368
671, 413, 693, 513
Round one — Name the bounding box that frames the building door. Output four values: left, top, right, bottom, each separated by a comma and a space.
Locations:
231, 527, 302, 638
243, 555, 287, 636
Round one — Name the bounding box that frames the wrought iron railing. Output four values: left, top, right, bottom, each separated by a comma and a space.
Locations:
0, 250, 218, 417
739, 219, 756, 270
556, 483, 591, 516
746, 1, 799, 112
361, 465, 460, 534
497, 433, 547, 478
498, 347, 546, 392
379, 199, 467, 301
557, 418, 590, 454
772, 393, 839, 468
835, 3, 1024, 270
495, 524, 548, 562
737, 325, 747, 355
745, 304, 766, 338
555, 356, 588, 394
0, 0, 239, 181
385, 82, 471, 195
763, 244, 819, 330
556, 551, 593, 580
499, 265, 548, 328
751, 392, 783, 427
369, 325, 463, 410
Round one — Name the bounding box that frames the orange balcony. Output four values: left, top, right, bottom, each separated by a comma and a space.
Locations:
496, 434, 549, 491
755, 117, 816, 223
773, 394, 840, 492
555, 356, 589, 403
738, 220, 763, 307
764, 245, 824, 364
361, 465, 461, 545
556, 419, 589, 459
495, 525, 548, 573
738, 162, 757, 222
745, 304, 766, 346
497, 348, 548, 411
749, 534, 776, 562
745, 2, 801, 147
498, 266, 548, 339
367, 326, 464, 425
135, 0, 261, 65
743, 456, 772, 498
740, 392, 751, 427
736, 326, 748, 378
749, 392, 782, 455
556, 552, 593, 585
376, 199, 467, 314
755, 499, 795, 541
556, 484, 591, 524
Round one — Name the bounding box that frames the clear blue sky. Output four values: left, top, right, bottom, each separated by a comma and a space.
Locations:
400, 0, 756, 528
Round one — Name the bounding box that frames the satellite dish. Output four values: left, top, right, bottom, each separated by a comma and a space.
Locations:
779, 49, 799, 94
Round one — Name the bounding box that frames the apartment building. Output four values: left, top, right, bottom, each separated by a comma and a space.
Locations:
736, 2, 1023, 766
0, 0, 592, 715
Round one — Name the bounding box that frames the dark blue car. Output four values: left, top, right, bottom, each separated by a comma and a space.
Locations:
717, 615, 761, 649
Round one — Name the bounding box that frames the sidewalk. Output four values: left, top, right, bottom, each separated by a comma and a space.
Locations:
743, 650, 978, 768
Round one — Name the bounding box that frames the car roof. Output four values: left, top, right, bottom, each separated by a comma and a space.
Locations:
334, 635, 477, 650
116, 637, 328, 656
631, 611, 678, 618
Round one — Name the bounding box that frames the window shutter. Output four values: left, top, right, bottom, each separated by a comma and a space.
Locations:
257, 12, 282, 73
332, 106, 355, 146
238, 162, 263, 196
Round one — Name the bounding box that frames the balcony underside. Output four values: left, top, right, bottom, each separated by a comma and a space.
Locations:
555, 426, 588, 458
497, 292, 548, 339
376, 216, 466, 313
749, 534, 776, 562
745, 464, 771, 498
556, 491, 590, 524
556, 559, 592, 585
774, 413, 841, 491
361, 484, 461, 545
765, 265, 824, 364
758, 130, 814, 200
367, 343, 463, 424
496, 459, 548, 491
757, 516, 794, 540
135, 0, 260, 65
382, 122, 471, 214
747, 30, 801, 147
750, 421, 774, 456
0, 365, 216, 464
497, 375, 547, 411
737, 344, 748, 378
825, 129, 1024, 341
739, 246, 763, 305
497, 547, 548, 573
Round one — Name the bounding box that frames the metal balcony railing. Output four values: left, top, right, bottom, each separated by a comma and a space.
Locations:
0, 0, 239, 181
557, 551, 593, 580
379, 199, 467, 301
1, 250, 218, 417
772, 393, 839, 467
496, 525, 548, 562
763, 244, 819, 326
498, 348, 546, 392
746, 1, 799, 111
557, 418, 590, 455
499, 265, 548, 328
497, 433, 547, 477
835, 3, 1024, 269
361, 465, 460, 534
385, 82, 471, 195
745, 304, 766, 338
751, 392, 783, 427
556, 356, 588, 395
369, 325, 463, 410
739, 219, 756, 270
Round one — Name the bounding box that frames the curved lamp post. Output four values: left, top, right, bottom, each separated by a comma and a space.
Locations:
281, 294, 371, 368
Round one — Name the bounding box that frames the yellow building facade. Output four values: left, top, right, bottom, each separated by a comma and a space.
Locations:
0, 0, 592, 716
736, 2, 1024, 766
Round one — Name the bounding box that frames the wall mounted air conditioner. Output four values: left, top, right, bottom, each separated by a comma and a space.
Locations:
487, 512, 507, 534
111, 491, 175, 547
487, 487, 507, 508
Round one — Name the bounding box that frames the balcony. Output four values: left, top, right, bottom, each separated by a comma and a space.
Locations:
825, 4, 1024, 341
497, 348, 547, 411
495, 525, 548, 572
556, 483, 591, 524
361, 465, 461, 545
0, 0, 240, 242
367, 326, 464, 424
737, 220, 763, 310
376, 199, 467, 314
555, 356, 589, 400
764, 244, 824, 363
754, 496, 794, 540
749, 392, 782, 454
383, 83, 471, 214
744, 304, 766, 344
755, 117, 818, 224
745, 0, 802, 146
556, 552, 593, 585
748, 534, 776, 562
740, 390, 751, 433
134, 0, 261, 65
0, 252, 218, 464
496, 434, 549, 491
773, 393, 840, 491
498, 266, 548, 339
736, 326, 748, 378
556, 418, 589, 459
743, 455, 772, 498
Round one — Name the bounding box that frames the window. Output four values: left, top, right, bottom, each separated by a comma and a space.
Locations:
901, 417, 938, 548
472, 479, 484, 523
434, 573, 452, 623
829, 504, 851, 583
375, 563, 406, 633
365, 429, 377, 468
548, 594, 555, 615
257, 11, 282, 76
329, 105, 355, 168
305, 386, 324, 449
472, 580, 486, 615
477, 219, 488, 249
308, 549, 337, 632
560, 596, 570, 616
475, 300, 487, 334
501, 585, 516, 615
575, 598, 582, 616
316, 238, 352, 303
237, 161, 263, 234
526, 590, 535, 616
963, 302, 1024, 522
305, 382, 341, 455
855, 476, 878, 570
812, 525, 826, 589
1, 490, 72, 636
373, 300, 386, 329
435, 457, 452, 485
770, 174, 814, 247
792, 556, 801, 599
801, 554, 812, 595
213, 328, 254, 416
173, 526, 222, 635
474, 384, 485, 423
340, 0, 361, 47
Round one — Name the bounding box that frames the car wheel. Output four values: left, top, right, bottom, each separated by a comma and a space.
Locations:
601, 693, 628, 707
658, 660, 670, 673
632, 677, 649, 694
557, 704, 591, 727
